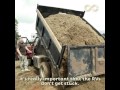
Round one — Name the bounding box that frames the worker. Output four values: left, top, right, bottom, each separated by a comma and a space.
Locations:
16, 37, 32, 71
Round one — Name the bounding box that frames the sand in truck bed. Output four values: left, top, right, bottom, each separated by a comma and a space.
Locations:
45, 13, 104, 45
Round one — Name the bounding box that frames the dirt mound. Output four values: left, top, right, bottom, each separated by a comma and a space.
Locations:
45, 13, 104, 45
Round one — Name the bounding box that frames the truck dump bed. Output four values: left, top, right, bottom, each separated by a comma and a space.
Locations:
35, 5, 105, 78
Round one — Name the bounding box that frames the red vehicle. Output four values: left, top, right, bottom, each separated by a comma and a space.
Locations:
15, 37, 39, 61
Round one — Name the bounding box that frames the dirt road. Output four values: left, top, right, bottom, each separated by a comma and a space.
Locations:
15, 61, 105, 90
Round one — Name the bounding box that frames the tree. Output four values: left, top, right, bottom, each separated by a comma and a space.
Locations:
15, 19, 18, 31
15, 18, 20, 45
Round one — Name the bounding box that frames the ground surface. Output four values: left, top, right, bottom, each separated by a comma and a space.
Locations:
15, 61, 105, 90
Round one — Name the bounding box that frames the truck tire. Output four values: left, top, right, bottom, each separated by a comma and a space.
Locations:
39, 62, 51, 78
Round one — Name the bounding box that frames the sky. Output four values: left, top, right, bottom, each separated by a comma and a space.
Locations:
15, 0, 105, 40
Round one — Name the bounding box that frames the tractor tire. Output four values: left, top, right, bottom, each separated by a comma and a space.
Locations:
39, 62, 51, 78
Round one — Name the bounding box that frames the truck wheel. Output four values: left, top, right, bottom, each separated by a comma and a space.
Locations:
39, 62, 51, 78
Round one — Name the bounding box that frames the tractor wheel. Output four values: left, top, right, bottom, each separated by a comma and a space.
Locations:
39, 62, 51, 78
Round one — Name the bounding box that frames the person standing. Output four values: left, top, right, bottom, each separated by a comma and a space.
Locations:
16, 38, 32, 71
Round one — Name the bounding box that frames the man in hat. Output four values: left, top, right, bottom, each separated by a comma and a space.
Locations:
16, 38, 32, 71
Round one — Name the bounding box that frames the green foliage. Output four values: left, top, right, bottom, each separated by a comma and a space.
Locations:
15, 18, 20, 45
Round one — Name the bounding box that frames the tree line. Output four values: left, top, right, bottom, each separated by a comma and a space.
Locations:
15, 18, 20, 45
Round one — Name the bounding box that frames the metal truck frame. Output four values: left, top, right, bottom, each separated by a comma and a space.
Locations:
32, 5, 105, 79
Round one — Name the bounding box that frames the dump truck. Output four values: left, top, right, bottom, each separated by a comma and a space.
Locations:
32, 4, 105, 79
